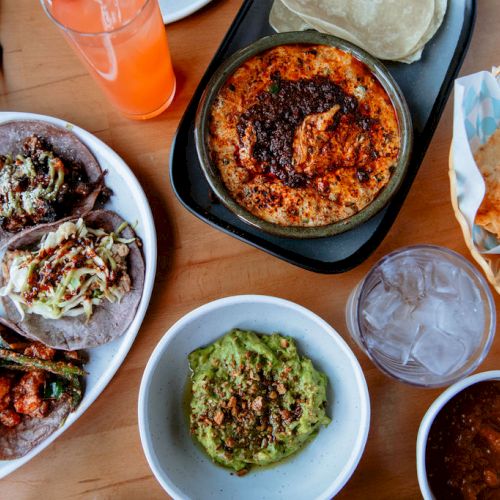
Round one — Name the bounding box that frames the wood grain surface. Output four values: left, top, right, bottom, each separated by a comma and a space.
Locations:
0, 0, 499, 498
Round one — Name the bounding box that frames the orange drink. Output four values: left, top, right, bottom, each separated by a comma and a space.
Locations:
41, 0, 176, 119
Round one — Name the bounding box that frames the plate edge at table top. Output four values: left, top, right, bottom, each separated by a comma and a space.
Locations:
160, 0, 213, 24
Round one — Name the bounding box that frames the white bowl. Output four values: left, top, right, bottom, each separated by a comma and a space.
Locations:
138, 295, 370, 500
416, 370, 500, 499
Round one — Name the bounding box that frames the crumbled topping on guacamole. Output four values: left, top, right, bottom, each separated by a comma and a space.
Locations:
188, 329, 330, 474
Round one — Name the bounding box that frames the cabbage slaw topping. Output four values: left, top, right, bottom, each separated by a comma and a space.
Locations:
0, 219, 135, 321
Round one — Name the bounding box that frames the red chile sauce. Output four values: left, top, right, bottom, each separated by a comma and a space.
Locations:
426, 381, 500, 499
236, 73, 375, 188
23, 235, 116, 305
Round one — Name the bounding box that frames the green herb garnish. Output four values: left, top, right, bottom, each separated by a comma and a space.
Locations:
44, 380, 64, 400
268, 82, 280, 94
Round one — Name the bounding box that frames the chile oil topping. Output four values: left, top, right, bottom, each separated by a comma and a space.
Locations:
189, 330, 330, 474
236, 73, 377, 188
0, 136, 101, 233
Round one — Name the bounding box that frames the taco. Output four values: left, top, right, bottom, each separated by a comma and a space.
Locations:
0, 318, 85, 460
0, 209, 145, 350
0, 120, 105, 245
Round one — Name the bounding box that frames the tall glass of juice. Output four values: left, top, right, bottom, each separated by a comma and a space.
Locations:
41, 0, 176, 119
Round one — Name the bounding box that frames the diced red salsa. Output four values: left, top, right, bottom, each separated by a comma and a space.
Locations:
426, 381, 500, 499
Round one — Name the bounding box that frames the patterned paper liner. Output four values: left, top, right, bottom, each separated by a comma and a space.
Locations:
450, 67, 500, 293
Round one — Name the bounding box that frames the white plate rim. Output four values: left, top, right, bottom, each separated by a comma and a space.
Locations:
0, 111, 157, 478
160, 0, 213, 24
138, 294, 370, 500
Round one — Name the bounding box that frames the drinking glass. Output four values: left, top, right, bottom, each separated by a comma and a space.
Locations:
41, 0, 176, 119
345, 245, 496, 387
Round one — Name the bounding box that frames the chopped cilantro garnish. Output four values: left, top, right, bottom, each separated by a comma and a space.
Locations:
268, 82, 280, 94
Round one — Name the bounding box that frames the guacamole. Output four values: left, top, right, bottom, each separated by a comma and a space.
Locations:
188, 329, 331, 474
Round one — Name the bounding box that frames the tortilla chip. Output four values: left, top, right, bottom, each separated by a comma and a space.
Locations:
0, 210, 145, 350
475, 128, 500, 238
0, 120, 104, 247
449, 148, 500, 295
281, 0, 443, 61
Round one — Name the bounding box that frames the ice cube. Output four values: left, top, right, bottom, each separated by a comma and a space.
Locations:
367, 315, 421, 365
391, 301, 414, 322
411, 326, 466, 376
427, 261, 459, 296
361, 283, 401, 331
380, 260, 405, 290
456, 268, 481, 305
436, 300, 484, 338
367, 334, 406, 364
410, 294, 441, 327
380, 257, 425, 305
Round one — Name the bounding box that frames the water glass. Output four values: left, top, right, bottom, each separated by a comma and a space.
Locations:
345, 245, 496, 387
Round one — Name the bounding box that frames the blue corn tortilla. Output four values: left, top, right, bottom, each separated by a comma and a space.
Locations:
0, 210, 145, 350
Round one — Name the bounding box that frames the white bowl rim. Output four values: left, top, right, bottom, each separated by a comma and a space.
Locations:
138, 294, 371, 500
416, 369, 500, 499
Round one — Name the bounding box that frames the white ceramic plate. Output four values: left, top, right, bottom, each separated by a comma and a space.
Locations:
160, 0, 213, 24
0, 111, 157, 478
139, 295, 370, 500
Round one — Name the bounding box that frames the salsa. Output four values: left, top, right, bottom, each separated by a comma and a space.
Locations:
426, 380, 500, 499
188, 329, 330, 475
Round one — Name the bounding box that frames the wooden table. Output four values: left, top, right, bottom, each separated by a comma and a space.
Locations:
0, 0, 499, 498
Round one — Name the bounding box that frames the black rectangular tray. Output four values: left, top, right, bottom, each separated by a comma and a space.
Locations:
170, 0, 476, 273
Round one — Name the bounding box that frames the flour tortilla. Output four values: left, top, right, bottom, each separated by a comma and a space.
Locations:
475, 128, 500, 238
279, 0, 446, 62
398, 0, 447, 63
269, 0, 312, 33
0, 120, 104, 247
0, 210, 145, 350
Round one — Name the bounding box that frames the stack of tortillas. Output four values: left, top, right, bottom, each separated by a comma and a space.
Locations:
269, 0, 447, 63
